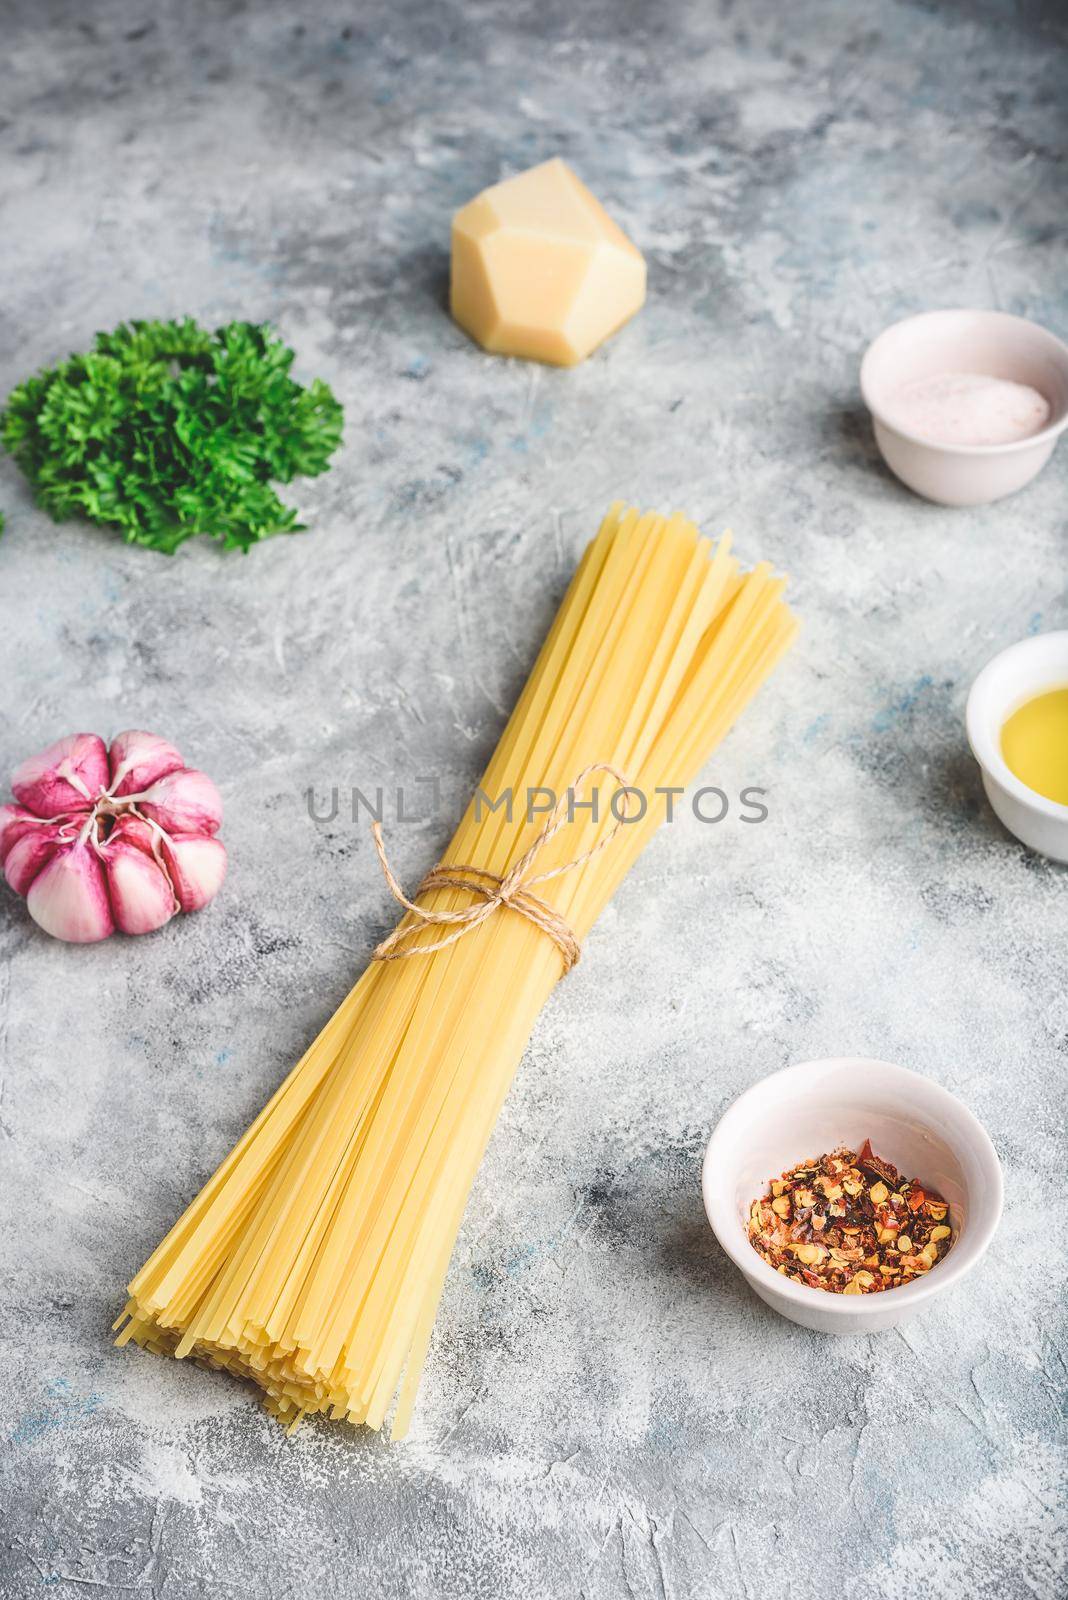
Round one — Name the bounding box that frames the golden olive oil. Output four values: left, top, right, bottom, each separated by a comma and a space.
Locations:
1001, 687, 1068, 805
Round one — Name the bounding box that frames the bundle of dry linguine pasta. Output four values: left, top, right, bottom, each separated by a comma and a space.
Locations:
116, 503, 797, 1437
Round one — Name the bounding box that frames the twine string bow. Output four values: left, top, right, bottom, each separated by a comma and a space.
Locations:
371, 763, 636, 973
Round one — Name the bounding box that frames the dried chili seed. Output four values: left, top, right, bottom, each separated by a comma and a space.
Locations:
746, 1143, 954, 1296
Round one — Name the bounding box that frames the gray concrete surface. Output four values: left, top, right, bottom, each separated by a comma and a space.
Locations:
1, 1, 1066, 1596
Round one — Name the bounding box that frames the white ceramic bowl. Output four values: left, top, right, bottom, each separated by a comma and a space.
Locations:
860, 309, 1068, 506
702, 1057, 1002, 1334
966, 630, 1068, 863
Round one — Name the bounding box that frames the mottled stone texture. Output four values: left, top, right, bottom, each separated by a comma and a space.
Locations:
1, 0, 1066, 1596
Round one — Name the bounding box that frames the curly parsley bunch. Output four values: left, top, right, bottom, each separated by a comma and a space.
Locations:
1, 318, 344, 553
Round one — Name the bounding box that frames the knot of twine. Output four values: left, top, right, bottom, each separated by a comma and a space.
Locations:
371, 764, 636, 974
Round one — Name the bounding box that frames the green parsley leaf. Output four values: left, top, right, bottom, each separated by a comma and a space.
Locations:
1, 318, 344, 554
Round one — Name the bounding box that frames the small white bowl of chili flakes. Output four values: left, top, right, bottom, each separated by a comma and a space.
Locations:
702, 1057, 1003, 1333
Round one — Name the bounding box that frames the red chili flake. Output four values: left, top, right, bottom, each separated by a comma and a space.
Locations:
747, 1143, 955, 1296
856, 1138, 898, 1186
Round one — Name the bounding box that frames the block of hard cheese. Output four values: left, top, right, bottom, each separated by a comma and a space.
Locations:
450, 158, 646, 367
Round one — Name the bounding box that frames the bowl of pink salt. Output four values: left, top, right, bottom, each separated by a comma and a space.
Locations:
860, 309, 1068, 506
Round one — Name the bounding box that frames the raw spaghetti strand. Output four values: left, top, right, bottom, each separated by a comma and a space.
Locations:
116, 503, 798, 1437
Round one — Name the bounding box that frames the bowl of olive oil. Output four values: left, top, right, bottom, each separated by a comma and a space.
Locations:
967, 631, 1068, 862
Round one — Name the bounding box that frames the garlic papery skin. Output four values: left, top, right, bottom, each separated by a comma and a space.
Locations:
108, 730, 185, 799
0, 804, 51, 866
26, 838, 115, 943
11, 733, 108, 816
160, 834, 228, 912
4, 824, 64, 896
3, 728, 226, 943
136, 769, 223, 836
108, 814, 159, 856
105, 839, 178, 935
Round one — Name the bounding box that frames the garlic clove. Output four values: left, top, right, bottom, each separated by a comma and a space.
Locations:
26, 839, 115, 942
138, 769, 223, 836
0, 803, 45, 867
109, 813, 158, 856
160, 833, 227, 912
105, 842, 177, 936
4, 823, 64, 896
12, 733, 108, 817
108, 729, 185, 799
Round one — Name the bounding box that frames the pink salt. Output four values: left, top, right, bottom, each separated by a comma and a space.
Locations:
886, 371, 1050, 447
